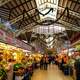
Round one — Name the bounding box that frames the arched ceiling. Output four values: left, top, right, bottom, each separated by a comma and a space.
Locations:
0, 0, 80, 31
0, 0, 80, 49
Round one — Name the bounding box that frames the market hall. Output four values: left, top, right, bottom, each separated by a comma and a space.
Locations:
0, 0, 80, 80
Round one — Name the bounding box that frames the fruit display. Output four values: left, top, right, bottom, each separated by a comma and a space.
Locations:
0, 42, 43, 78
14, 63, 22, 71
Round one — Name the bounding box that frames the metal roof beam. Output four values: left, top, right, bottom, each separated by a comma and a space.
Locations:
26, 20, 80, 32
69, 0, 80, 4
15, 19, 80, 37
15, 22, 37, 37
58, 20, 80, 31
10, 9, 36, 24
0, 0, 12, 7
58, 7, 80, 19
10, 7, 80, 24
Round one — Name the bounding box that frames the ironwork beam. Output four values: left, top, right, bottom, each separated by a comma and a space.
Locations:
26, 20, 80, 32
14, 22, 37, 37
10, 9, 36, 24
69, 0, 80, 4
58, 20, 80, 31
15, 18, 80, 38
0, 0, 12, 6
58, 6, 80, 18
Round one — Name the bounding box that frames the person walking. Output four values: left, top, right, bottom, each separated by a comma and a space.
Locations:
43, 54, 48, 70
6, 59, 14, 80
40, 57, 43, 69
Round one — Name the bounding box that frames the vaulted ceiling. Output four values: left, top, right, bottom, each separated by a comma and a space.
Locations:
0, 0, 80, 45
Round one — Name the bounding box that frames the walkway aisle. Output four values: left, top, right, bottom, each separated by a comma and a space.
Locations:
31, 65, 73, 80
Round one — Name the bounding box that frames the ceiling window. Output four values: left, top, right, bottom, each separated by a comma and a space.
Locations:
46, 37, 53, 42
32, 24, 65, 34
35, 0, 59, 20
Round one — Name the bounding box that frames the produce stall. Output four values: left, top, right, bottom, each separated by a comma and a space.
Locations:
0, 41, 43, 80
56, 45, 80, 80
56, 49, 75, 76
32, 53, 43, 68
72, 44, 80, 80
0, 43, 27, 79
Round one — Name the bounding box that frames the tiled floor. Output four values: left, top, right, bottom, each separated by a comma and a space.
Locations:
31, 64, 73, 80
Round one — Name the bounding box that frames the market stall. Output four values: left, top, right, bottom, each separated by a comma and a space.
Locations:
55, 48, 75, 76
0, 41, 44, 80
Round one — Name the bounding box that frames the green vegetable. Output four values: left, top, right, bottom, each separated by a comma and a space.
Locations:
0, 68, 7, 79
14, 63, 22, 71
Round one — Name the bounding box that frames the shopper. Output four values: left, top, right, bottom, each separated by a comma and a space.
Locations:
23, 69, 31, 80
43, 54, 48, 70
74, 59, 80, 80
48, 55, 52, 64
55, 55, 58, 65
52, 56, 55, 64
6, 59, 14, 80
40, 57, 43, 69
63, 56, 68, 64
60, 58, 65, 71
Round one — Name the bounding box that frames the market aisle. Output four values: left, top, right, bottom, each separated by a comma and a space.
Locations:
31, 64, 73, 80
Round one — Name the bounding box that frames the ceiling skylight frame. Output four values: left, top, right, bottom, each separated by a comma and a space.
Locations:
35, 0, 59, 20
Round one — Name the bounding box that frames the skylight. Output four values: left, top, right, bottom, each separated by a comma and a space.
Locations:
46, 40, 54, 48
46, 37, 53, 42
32, 24, 65, 34
35, 0, 59, 20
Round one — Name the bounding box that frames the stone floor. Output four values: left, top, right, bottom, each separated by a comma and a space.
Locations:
31, 64, 73, 80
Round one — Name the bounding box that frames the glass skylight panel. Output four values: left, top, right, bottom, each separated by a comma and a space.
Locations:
41, 0, 44, 4
47, 41, 53, 47
35, 0, 59, 20
51, 0, 53, 3
48, 0, 50, 2
46, 37, 53, 42
49, 37, 53, 41
32, 24, 65, 34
